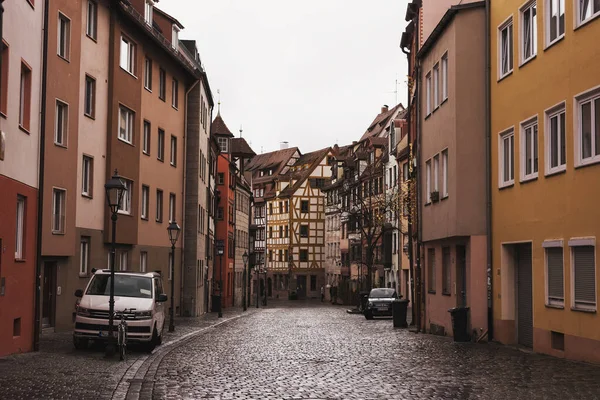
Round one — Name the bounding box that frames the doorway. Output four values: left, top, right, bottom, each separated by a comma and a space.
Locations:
42, 262, 57, 328
267, 278, 272, 297
297, 275, 306, 299
516, 243, 533, 348
404, 270, 409, 301
456, 245, 467, 307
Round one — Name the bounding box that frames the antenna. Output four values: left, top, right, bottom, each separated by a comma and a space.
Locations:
217, 89, 221, 114
240, 124, 243, 138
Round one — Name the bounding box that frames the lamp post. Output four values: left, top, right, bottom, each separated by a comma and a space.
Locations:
255, 265, 260, 308
263, 266, 268, 306
167, 221, 181, 332
242, 251, 248, 311
104, 170, 127, 355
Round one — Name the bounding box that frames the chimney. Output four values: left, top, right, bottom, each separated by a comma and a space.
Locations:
381, 105, 389, 114
280, 141, 289, 150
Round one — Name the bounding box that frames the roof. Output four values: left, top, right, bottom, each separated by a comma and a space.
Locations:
154, 7, 185, 29
359, 104, 406, 142
211, 114, 234, 137
368, 137, 388, 148
230, 138, 256, 157
246, 147, 298, 173
278, 147, 331, 197
417, 1, 486, 59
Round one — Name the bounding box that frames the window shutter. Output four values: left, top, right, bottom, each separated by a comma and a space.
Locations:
546, 247, 564, 302
574, 246, 596, 306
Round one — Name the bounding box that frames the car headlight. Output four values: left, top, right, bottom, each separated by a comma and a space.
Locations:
135, 311, 152, 319
76, 306, 91, 317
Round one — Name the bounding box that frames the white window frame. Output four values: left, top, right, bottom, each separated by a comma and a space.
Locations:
426, 72, 432, 115
158, 129, 165, 160
498, 16, 514, 80
119, 35, 135, 76
169, 193, 176, 223
519, 1, 538, 65
569, 238, 596, 311
441, 149, 448, 197
80, 237, 90, 276
141, 185, 149, 219
55, 100, 69, 147
15, 196, 25, 259
84, 75, 95, 118
544, 101, 567, 175
140, 251, 147, 272
543, 240, 564, 307
118, 105, 134, 144
172, 25, 180, 50
520, 115, 539, 182
86, 1, 98, 40
156, 189, 163, 222
144, 0, 154, 25
52, 188, 66, 234
144, 58, 152, 91
425, 159, 431, 203
545, 0, 565, 47
82, 155, 92, 197
499, 127, 515, 188
172, 78, 178, 109
119, 251, 128, 271
576, 0, 600, 26
143, 120, 150, 155
218, 137, 228, 153
574, 85, 600, 167
57, 12, 71, 60
441, 52, 448, 101
433, 63, 439, 109
170, 135, 177, 166
118, 179, 132, 215
433, 154, 439, 192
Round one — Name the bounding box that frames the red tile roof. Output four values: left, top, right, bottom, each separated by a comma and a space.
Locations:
211, 113, 234, 137
359, 104, 406, 142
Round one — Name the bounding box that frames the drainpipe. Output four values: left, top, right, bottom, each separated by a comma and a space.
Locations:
33, 0, 50, 352
485, 0, 493, 341
415, 58, 423, 333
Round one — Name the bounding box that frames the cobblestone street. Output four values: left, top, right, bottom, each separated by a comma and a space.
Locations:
2, 302, 600, 399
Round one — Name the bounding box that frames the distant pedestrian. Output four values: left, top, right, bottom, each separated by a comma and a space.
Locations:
321, 286, 325, 302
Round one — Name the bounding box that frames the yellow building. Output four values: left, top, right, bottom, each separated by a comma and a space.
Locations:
491, 0, 600, 362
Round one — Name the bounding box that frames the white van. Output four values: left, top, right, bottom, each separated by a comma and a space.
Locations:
73, 270, 167, 351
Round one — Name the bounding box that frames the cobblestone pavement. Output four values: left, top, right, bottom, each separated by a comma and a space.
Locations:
2, 302, 600, 400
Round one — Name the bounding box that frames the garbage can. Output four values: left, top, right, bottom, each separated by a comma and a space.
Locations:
359, 291, 370, 311
392, 299, 410, 328
448, 307, 470, 342
211, 294, 221, 313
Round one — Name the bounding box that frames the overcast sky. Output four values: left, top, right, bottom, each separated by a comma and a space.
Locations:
160, 0, 408, 154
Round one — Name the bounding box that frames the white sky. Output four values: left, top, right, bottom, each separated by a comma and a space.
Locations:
160, 0, 409, 154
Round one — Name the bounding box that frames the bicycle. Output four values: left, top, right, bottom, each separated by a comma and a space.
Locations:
115, 308, 135, 361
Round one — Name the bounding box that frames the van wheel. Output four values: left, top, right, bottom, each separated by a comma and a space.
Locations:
145, 327, 158, 353
156, 324, 163, 346
365, 311, 374, 320
73, 337, 88, 350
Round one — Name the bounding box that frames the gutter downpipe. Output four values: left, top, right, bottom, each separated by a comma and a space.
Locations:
415, 57, 423, 333
34, 0, 50, 352
485, 0, 493, 341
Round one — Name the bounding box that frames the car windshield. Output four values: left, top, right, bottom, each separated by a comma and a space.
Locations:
85, 275, 153, 299
369, 288, 396, 298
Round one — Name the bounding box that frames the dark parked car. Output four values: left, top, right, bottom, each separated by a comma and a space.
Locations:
364, 288, 398, 320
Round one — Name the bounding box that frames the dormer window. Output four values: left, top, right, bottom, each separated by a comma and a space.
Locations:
218, 137, 228, 153
144, 0, 154, 25
390, 122, 396, 152
172, 25, 180, 50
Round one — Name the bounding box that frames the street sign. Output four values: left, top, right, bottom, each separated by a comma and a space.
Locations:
216, 240, 225, 255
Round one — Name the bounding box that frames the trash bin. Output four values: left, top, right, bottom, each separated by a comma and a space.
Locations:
448, 307, 470, 342
359, 291, 370, 311
392, 299, 410, 328
211, 294, 221, 313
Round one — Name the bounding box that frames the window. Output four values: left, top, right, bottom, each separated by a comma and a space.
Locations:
545, 246, 564, 306
86, 1, 97, 40
217, 207, 224, 220
499, 129, 515, 187
578, 0, 600, 25
156, 189, 163, 222
52, 188, 66, 233
141, 185, 149, 219
82, 156, 93, 197
572, 245, 596, 310
441, 150, 448, 197
55, 100, 68, 146
84, 75, 95, 117
120, 36, 135, 75
157, 128, 165, 161
433, 63, 439, 108
170, 135, 177, 166
442, 247, 451, 295
159, 68, 166, 100
499, 18, 514, 78
144, 58, 152, 91
119, 179, 132, 215
521, 119, 538, 181
58, 13, 71, 60
300, 249, 309, 262
285, 225, 289, 238
80, 237, 90, 275
218, 137, 228, 153
545, 104, 566, 173
172, 25, 179, 49
546, 0, 565, 45
433, 154, 439, 193
301, 200, 309, 213
310, 275, 317, 291
118, 105, 134, 144
403, 162, 409, 181
172, 79, 178, 109
119, 251, 128, 271
427, 248, 436, 293
300, 225, 309, 237
520, 2, 537, 63
140, 251, 147, 272
577, 90, 600, 166
279, 225, 283, 238
1, 41, 8, 116
441, 53, 448, 101
143, 120, 150, 155
169, 193, 176, 222
269, 226, 273, 238
217, 173, 224, 185
15, 196, 25, 259
144, 0, 154, 25
426, 72, 432, 115
19, 62, 32, 130
425, 160, 431, 203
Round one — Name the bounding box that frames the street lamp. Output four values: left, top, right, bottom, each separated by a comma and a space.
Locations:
242, 251, 249, 311
254, 265, 260, 308
263, 266, 268, 306
167, 220, 181, 332
104, 169, 127, 355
